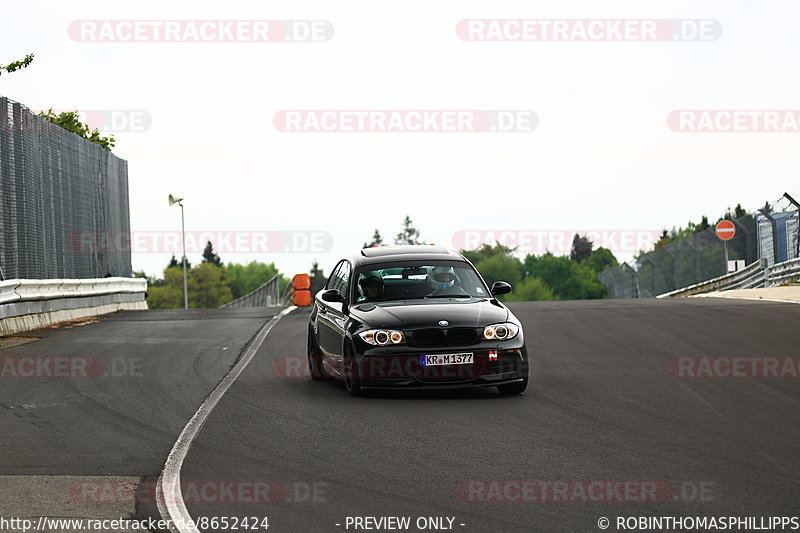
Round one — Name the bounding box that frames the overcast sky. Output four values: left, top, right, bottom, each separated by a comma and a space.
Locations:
2, 0, 797, 277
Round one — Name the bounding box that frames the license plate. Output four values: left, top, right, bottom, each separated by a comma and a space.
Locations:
420, 353, 474, 366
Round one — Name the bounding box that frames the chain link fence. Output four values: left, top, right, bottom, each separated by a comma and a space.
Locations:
600, 214, 758, 298
0, 96, 131, 280
757, 210, 799, 266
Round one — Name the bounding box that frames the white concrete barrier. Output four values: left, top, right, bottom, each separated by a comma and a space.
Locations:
0, 277, 148, 336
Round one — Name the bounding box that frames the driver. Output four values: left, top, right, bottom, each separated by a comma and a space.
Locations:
358, 273, 384, 301
428, 266, 457, 295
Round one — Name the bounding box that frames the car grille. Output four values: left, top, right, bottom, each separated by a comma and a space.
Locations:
413, 328, 446, 348
411, 327, 478, 348
447, 327, 478, 345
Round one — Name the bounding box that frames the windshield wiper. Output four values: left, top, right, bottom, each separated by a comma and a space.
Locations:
424, 294, 472, 299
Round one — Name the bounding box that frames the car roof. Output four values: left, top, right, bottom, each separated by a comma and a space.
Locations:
346, 245, 467, 267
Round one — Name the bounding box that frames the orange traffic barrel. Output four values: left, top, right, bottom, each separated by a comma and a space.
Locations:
293, 273, 311, 290
294, 289, 311, 306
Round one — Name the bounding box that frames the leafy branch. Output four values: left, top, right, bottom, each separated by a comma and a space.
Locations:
38, 109, 116, 151
1, 53, 34, 76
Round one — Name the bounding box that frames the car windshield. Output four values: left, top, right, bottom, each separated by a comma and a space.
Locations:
354, 261, 488, 303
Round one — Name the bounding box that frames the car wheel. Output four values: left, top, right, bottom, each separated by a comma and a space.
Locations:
343, 342, 365, 396
307, 329, 330, 380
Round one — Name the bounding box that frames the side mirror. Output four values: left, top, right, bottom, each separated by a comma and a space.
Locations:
490, 281, 512, 296
321, 289, 346, 303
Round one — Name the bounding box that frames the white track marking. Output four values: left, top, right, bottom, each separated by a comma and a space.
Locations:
156, 306, 296, 533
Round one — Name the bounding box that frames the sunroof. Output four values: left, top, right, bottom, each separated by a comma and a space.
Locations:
361, 245, 449, 257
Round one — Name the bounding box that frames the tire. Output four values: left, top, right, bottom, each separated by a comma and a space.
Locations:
307, 329, 330, 380
343, 343, 365, 396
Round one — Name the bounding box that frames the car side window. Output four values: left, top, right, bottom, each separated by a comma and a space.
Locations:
338, 262, 351, 301
326, 262, 343, 291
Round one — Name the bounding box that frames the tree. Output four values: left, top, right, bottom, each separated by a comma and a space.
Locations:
461, 242, 516, 265
761, 201, 773, 214
586, 247, 618, 274
225, 261, 282, 299
364, 229, 384, 248
167, 254, 190, 269
38, 109, 116, 151
202, 241, 222, 266
189, 263, 233, 308
146, 267, 185, 308
474, 254, 523, 289
504, 277, 554, 302
733, 203, 747, 218
1, 53, 34, 76
653, 230, 672, 249
523, 253, 607, 300
310, 260, 327, 296
570, 234, 593, 263
394, 216, 424, 245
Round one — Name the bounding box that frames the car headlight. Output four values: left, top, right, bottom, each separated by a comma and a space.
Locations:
359, 329, 406, 346
483, 322, 520, 341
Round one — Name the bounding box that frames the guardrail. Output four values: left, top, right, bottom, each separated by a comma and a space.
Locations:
220, 275, 281, 308
657, 260, 766, 298
658, 256, 800, 298
282, 281, 295, 307
0, 277, 147, 305
0, 277, 148, 335
767, 257, 800, 287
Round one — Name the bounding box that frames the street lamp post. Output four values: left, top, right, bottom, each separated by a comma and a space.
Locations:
169, 194, 189, 309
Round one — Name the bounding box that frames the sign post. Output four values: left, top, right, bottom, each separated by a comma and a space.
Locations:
715, 220, 736, 272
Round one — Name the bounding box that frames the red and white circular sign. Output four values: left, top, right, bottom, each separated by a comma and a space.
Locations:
715, 220, 736, 241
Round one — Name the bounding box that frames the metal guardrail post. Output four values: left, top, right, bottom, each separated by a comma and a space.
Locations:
759, 209, 780, 265
784, 192, 800, 259
763, 258, 772, 287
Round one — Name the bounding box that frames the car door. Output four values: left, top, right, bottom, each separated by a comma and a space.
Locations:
316, 261, 343, 365
321, 261, 351, 374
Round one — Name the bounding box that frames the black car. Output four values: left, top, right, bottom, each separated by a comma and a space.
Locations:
307, 245, 529, 396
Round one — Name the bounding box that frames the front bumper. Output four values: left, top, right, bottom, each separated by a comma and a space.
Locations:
352, 347, 527, 389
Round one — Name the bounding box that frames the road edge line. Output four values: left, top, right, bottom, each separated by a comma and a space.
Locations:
156, 306, 296, 533
708, 295, 800, 304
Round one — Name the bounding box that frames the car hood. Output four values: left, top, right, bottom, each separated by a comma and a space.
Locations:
349, 298, 509, 330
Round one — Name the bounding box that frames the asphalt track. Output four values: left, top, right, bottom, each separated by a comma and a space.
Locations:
2, 300, 799, 532
0, 308, 280, 526
179, 299, 800, 532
